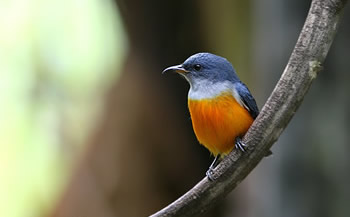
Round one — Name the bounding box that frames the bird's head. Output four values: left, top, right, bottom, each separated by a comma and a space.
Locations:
163, 53, 239, 87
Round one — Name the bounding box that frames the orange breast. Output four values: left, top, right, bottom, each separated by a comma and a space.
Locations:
188, 92, 254, 156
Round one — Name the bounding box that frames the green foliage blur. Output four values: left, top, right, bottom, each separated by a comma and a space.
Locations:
0, 1, 126, 216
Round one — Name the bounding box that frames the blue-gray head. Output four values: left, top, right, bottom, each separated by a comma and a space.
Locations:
163, 53, 240, 85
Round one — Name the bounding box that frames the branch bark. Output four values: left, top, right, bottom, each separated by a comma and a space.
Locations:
150, 0, 348, 216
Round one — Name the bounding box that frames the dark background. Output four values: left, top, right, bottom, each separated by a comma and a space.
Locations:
50, 1, 350, 217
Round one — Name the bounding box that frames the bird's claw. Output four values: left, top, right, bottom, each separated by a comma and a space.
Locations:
235, 138, 247, 152
205, 155, 220, 181
206, 168, 214, 181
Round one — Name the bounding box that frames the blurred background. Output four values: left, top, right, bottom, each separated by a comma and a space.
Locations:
1, 0, 349, 217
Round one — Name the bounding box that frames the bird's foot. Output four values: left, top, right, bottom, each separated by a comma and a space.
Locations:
235, 137, 247, 152
206, 167, 214, 181
235, 138, 273, 157
205, 155, 221, 181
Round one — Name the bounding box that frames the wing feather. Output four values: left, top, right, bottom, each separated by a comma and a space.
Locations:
234, 82, 259, 119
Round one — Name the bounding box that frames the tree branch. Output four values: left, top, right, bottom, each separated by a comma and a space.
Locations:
150, 0, 348, 216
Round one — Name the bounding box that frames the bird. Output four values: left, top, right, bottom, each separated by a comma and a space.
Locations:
162, 52, 259, 180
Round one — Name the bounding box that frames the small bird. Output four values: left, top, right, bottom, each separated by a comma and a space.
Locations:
163, 53, 259, 179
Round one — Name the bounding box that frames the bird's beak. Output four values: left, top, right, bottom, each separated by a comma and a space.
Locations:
162, 64, 188, 74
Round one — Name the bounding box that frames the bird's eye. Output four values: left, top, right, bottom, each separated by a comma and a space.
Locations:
194, 64, 202, 71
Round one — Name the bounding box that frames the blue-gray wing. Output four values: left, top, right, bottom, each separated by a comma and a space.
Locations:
234, 82, 259, 119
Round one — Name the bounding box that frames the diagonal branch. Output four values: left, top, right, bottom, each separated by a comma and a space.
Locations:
150, 0, 348, 216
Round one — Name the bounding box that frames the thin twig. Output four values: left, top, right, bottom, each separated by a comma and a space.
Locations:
150, 0, 348, 216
